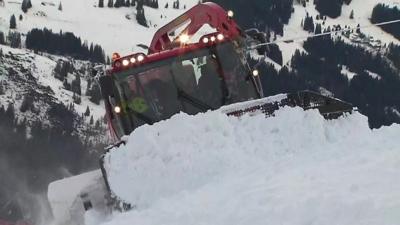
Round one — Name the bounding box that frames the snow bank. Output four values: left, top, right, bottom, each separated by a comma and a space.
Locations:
100, 106, 400, 225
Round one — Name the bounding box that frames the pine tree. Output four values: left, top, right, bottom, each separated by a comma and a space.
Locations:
95, 119, 100, 128
99, 0, 104, 7
164, 2, 168, 8
114, 0, 123, 7
9, 14, 16, 29
21, 0, 28, 13
19, 14, 23, 20
315, 0, 343, 18
88, 83, 102, 105
58, 2, 62, 11
90, 115, 94, 125
153, 0, 158, 8
5, 103, 15, 122
73, 93, 81, 104
0, 31, 5, 45
71, 74, 82, 95
89, 43, 94, 57
131, 0, 136, 6
173, 0, 179, 9
315, 23, 322, 34
84, 106, 90, 116
108, 0, 113, 7
136, 1, 148, 27
106, 56, 111, 65
7, 31, 21, 48
350, 10, 354, 19
86, 78, 92, 94
0, 83, 4, 95
20, 95, 34, 112
303, 15, 314, 33
63, 79, 71, 90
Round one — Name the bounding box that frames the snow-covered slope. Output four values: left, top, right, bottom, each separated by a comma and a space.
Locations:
279, 0, 400, 65
0, 0, 197, 55
98, 105, 400, 225
0, 44, 106, 139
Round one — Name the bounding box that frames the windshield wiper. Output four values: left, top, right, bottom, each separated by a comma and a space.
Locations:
177, 88, 215, 112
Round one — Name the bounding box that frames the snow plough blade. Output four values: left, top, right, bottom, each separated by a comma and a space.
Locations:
223, 91, 353, 120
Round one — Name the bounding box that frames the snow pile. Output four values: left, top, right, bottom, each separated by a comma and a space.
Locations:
100, 106, 400, 225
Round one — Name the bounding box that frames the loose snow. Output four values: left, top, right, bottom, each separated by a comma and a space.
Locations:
97, 104, 400, 225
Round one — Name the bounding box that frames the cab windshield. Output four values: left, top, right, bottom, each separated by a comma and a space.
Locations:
113, 41, 259, 130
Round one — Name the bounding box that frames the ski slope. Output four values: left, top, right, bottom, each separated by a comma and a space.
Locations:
97, 106, 400, 225
279, 0, 400, 66
0, 0, 197, 55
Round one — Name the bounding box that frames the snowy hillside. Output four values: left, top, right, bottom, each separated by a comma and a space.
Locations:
0, 0, 199, 145
0, 44, 104, 128
279, 0, 400, 65
98, 106, 400, 225
0, 0, 197, 55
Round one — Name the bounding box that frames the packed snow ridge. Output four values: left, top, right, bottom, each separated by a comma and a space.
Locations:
98, 105, 400, 225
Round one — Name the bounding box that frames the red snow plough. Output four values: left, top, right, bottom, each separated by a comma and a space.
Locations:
48, 2, 353, 224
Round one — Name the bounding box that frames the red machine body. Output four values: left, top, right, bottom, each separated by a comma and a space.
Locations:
102, 2, 264, 141
148, 2, 241, 53
111, 2, 243, 73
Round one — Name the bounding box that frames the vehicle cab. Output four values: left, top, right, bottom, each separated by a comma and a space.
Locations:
100, 2, 263, 140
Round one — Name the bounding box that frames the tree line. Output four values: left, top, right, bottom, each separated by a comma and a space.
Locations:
314, 0, 352, 18
371, 4, 400, 40
100, 0, 158, 8
209, 0, 294, 36
253, 35, 400, 128
25, 28, 106, 63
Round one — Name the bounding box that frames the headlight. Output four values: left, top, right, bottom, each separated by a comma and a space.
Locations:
137, 55, 145, 62
179, 34, 190, 43
252, 70, 259, 77
122, 59, 129, 66
114, 106, 121, 114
